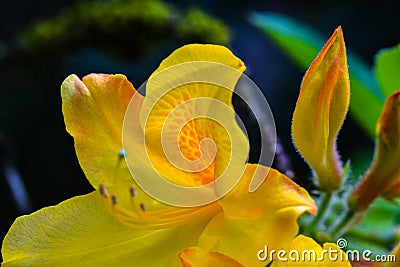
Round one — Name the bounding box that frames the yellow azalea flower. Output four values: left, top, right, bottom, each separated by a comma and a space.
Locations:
348, 91, 400, 211
2, 44, 317, 266
292, 26, 350, 192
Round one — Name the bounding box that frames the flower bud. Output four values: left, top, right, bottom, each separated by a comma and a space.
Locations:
348, 91, 400, 210
292, 26, 350, 191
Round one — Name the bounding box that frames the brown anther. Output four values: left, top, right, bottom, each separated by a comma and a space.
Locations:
111, 195, 118, 205
140, 202, 146, 211
130, 186, 137, 197
99, 184, 109, 198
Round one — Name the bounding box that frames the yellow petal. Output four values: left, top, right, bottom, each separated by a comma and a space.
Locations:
220, 164, 317, 219
1, 192, 209, 266
179, 247, 244, 267
153, 44, 246, 73
195, 165, 317, 266
271, 235, 351, 266
292, 26, 350, 191
61, 74, 141, 188
349, 91, 400, 210
140, 44, 249, 187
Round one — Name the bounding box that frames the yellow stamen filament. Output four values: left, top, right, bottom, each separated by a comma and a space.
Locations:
99, 184, 221, 230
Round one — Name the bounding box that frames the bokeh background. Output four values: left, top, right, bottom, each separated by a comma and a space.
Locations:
1, 0, 399, 255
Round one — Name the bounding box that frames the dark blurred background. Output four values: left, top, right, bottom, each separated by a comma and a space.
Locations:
1, 0, 399, 253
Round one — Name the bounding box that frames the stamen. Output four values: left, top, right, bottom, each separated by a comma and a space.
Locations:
112, 195, 118, 205
140, 202, 146, 211
112, 202, 221, 230
130, 186, 136, 197
98, 183, 221, 230
99, 150, 221, 230
118, 149, 126, 159
113, 149, 127, 185
99, 184, 109, 198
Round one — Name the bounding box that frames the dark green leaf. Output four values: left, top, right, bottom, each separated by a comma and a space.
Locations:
345, 198, 399, 253
375, 44, 400, 98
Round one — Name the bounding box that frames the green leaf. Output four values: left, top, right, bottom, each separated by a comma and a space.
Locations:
345, 198, 400, 253
356, 198, 400, 233
249, 12, 324, 69
249, 12, 385, 138
375, 44, 400, 97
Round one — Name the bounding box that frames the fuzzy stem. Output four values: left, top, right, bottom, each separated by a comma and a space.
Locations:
310, 192, 332, 230
330, 210, 364, 239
